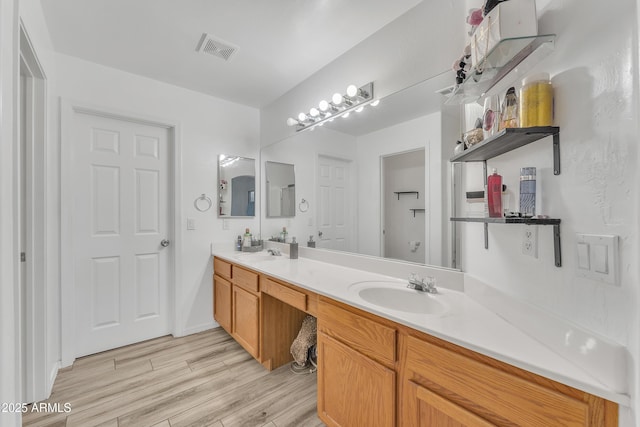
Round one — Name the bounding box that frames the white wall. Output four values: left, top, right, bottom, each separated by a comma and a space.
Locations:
260, 0, 467, 147
261, 128, 357, 244
19, 0, 261, 387
356, 113, 443, 266
459, 0, 639, 424
54, 53, 260, 339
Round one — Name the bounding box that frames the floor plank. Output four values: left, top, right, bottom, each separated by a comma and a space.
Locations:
22, 328, 323, 427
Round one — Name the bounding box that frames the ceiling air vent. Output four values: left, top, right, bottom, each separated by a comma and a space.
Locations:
196, 33, 238, 62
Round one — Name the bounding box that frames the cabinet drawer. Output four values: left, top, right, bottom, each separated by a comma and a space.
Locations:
233, 265, 259, 293
319, 300, 396, 367
213, 257, 232, 280
262, 278, 307, 311
405, 336, 591, 426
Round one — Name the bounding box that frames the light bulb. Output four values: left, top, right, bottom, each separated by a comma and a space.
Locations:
286, 117, 298, 126
219, 154, 226, 160
310, 107, 319, 117
346, 84, 358, 98
342, 112, 350, 118
332, 93, 343, 105
355, 106, 364, 113
298, 112, 307, 122
371, 99, 380, 107
319, 100, 329, 111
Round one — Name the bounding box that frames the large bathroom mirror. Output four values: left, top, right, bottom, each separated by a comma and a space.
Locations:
265, 161, 296, 218
261, 71, 461, 269
218, 155, 256, 217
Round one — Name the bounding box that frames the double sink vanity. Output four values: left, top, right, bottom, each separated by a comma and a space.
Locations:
212, 245, 625, 426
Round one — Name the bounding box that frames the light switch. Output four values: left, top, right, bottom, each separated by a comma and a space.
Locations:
577, 242, 590, 270
593, 244, 608, 274
575, 233, 619, 286
187, 218, 196, 230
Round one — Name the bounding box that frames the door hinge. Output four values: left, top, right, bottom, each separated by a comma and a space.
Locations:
20, 252, 26, 262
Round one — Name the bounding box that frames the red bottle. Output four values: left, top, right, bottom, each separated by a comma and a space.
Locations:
487, 168, 503, 218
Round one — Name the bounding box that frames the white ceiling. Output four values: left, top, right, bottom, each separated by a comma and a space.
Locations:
40, 0, 422, 108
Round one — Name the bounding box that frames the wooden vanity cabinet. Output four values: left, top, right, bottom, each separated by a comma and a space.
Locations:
398, 333, 619, 427
213, 257, 619, 427
213, 275, 232, 333
317, 297, 397, 427
213, 258, 262, 359
230, 265, 261, 359
213, 257, 233, 333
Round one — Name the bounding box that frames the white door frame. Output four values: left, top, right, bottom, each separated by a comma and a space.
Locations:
60, 100, 182, 367
0, 0, 20, 424
19, 21, 48, 403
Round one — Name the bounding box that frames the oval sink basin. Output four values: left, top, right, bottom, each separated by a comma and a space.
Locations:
233, 252, 279, 261
350, 281, 448, 315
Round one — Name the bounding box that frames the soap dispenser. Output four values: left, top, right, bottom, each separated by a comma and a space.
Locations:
289, 237, 298, 259
307, 235, 316, 248
243, 228, 252, 248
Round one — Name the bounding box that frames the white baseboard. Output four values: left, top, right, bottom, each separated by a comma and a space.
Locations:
47, 361, 60, 398
179, 320, 217, 337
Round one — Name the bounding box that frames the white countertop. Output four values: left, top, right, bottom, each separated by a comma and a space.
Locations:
213, 248, 630, 406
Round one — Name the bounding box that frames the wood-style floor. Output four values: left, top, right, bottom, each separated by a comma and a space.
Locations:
22, 328, 324, 427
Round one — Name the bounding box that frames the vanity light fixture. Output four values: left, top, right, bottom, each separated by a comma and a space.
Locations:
287, 82, 376, 132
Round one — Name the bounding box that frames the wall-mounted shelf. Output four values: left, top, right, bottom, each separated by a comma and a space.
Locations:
394, 191, 419, 200
442, 34, 556, 105
410, 209, 425, 217
451, 127, 561, 175
451, 217, 562, 267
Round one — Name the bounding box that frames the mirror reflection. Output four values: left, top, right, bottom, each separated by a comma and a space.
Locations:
218, 155, 256, 217
265, 161, 296, 218
260, 71, 459, 269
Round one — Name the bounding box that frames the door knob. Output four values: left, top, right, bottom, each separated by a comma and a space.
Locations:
161, 239, 170, 247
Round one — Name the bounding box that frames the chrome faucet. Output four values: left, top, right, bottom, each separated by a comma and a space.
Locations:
407, 273, 437, 294
267, 248, 281, 256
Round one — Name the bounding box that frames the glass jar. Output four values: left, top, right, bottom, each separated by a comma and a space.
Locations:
519, 73, 554, 127
499, 87, 519, 129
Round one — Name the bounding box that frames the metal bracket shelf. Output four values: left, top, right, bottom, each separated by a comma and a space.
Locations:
451, 217, 562, 267
394, 191, 419, 200
451, 127, 561, 175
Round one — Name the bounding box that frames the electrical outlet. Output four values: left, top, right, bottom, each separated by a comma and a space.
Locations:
522, 225, 538, 258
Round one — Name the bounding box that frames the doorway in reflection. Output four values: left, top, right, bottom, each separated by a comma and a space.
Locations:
382, 149, 426, 263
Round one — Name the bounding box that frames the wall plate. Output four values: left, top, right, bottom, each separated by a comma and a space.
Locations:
575, 234, 619, 286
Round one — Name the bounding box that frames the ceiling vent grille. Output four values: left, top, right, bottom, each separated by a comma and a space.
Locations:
196, 33, 238, 62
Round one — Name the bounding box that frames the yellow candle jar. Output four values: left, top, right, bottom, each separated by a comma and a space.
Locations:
519, 73, 554, 127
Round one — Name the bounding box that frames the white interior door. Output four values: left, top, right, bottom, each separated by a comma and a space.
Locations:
72, 112, 171, 357
317, 155, 353, 251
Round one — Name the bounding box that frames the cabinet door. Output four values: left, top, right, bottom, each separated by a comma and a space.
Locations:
213, 275, 232, 333
232, 285, 260, 358
318, 332, 395, 427
410, 381, 495, 427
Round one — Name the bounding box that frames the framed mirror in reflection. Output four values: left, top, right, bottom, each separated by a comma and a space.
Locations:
218, 155, 256, 217
265, 161, 296, 218
260, 71, 460, 269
